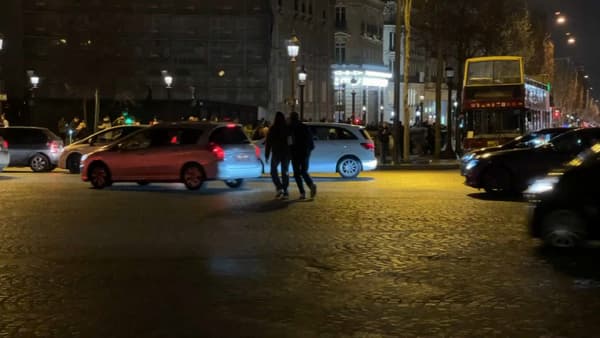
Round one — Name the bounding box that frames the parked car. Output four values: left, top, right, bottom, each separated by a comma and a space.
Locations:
460, 127, 573, 175
80, 122, 263, 190
525, 143, 600, 248
463, 128, 600, 194
0, 126, 63, 172
256, 122, 377, 178
0, 136, 9, 172
59, 125, 146, 174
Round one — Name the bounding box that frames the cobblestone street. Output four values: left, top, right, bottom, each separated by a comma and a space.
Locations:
1, 169, 599, 337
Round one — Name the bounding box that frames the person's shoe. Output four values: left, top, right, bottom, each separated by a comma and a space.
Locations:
298, 193, 306, 200
310, 184, 317, 198
275, 190, 284, 199
282, 191, 289, 200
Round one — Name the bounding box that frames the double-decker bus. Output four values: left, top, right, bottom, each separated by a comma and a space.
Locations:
461, 56, 551, 151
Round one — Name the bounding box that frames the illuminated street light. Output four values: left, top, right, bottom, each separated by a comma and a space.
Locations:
30, 75, 40, 89
0, 36, 3, 51
567, 36, 576, 45
297, 65, 307, 121
286, 33, 300, 111
584, 75, 590, 79
556, 15, 566, 25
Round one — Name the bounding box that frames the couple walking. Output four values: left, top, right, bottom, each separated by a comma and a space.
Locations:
264, 111, 316, 200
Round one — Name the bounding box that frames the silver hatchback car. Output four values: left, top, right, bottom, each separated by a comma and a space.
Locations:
0, 127, 63, 172
59, 125, 146, 173
258, 122, 377, 178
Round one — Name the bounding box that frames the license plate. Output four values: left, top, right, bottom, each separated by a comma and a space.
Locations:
236, 154, 250, 160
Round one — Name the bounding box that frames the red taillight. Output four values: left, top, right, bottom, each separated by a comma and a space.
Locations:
48, 140, 61, 153
226, 123, 236, 128
254, 145, 261, 159
209, 142, 225, 161
361, 142, 375, 151
1, 140, 7, 150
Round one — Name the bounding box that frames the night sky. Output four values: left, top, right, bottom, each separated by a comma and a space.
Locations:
529, 0, 600, 100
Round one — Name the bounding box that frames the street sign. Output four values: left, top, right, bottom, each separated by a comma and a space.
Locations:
0, 94, 7, 101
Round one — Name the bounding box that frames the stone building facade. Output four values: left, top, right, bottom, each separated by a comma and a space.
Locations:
0, 0, 334, 128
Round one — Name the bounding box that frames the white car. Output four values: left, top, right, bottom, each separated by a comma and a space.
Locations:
59, 125, 147, 173
257, 122, 377, 178
0, 136, 9, 172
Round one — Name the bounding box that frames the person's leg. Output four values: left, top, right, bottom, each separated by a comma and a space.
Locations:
281, 155, 290, 196
300, 153, 316, 198
270, 155, 283, 196
291, 155, 305, 196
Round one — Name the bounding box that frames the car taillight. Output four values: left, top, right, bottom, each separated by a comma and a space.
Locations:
48, 140, 61, 153
254, 145, 261, 159
361, 142, 375, 150
1, 140, 7, 150
209, 142, 225, 161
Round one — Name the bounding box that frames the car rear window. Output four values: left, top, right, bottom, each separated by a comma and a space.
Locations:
359, 129, 372, 141
0, 128, 47, 144
209, 126, 250, 144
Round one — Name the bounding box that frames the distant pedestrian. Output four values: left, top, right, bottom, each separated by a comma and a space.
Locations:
378, 122, 391, 164
264, 111, 291, 199
289, 111, 316, 200
57, 117, 67, 140
397, 121, 405, 160
98, 116, 112, 131
0, 113, 9, 127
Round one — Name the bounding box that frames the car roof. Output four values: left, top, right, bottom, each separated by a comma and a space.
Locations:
306, 122, 365, 129
152, 121, 241, 129
3, 126, 49, 130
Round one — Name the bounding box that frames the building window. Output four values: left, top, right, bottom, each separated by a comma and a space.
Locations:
335, 42, 346, 64
335, 6, 346, 29
294, 0, 298, 11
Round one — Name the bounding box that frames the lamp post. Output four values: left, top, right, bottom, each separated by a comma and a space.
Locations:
162, 71, 173, 119
286, 33, 300, 112
419, 95, 425, 125
0, 35, 4, 119
442, 66, 455, 158
297, 65, 307, 121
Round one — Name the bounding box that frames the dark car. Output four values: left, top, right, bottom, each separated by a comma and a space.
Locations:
460, 128, 573, 175
463, 128, 600, 194
525, 143, 600, 248
0, 126, 64, 172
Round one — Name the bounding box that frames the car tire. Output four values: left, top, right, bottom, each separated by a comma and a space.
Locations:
482, 166, 512, 194
137, 181, 150, 186
181, 163, 205, 190
541, 209, 587, 248
30, 153, 51, 172
89, 163, 112, 189
67, 153, 82, 174
224, 179, 244, 188
337, 156, 361, 178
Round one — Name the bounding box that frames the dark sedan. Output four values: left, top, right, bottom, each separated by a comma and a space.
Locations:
460, 127, 572, 175
525, 144, 600, 248
463, 128, 600, 194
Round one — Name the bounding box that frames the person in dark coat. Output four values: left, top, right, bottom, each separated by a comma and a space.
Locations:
378, 122, 391, 164
264, 111, 291, 199
289, 111, 316, 200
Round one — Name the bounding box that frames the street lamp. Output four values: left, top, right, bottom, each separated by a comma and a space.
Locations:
162, 70, 173, 118
419, 95, 425, 125
442, 66, 455, 158
567, 36, 576, 45
297, 65, 307, 121
30, 75, 40, 89
286, 33, 300, 112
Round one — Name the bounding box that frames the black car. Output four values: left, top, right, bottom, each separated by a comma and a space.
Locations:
460, 127, 573, 175
526, 144, 600, 248
463, 128, 600, 194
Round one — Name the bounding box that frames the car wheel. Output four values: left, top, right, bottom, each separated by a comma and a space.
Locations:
89, 163, 112, 189
181, 164, 205, 190
137, 181, 150, 186
482, 166, 512, 194
67, 153, 82, 174
30, 153, 51, 172
224, 179, 244, 188
337, 157, 361, 178
541, 209, 587, 248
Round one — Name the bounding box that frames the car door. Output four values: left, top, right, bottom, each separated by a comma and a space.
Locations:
3, 129, 30, 165
108, 129, 154, 180
308, 125, 336, 172
140, 128, 191, 180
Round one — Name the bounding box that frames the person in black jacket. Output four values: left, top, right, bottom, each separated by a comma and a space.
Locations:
289, 111, 316, 200
265, 111, 291, 199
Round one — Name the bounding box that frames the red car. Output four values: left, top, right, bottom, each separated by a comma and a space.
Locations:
81, 122, 262, 190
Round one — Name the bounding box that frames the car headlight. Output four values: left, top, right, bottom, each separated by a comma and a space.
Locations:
465, 159, 479, 171
524, 176, 560, 195
80, 154, 89, 163
461, 153, 475, 162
